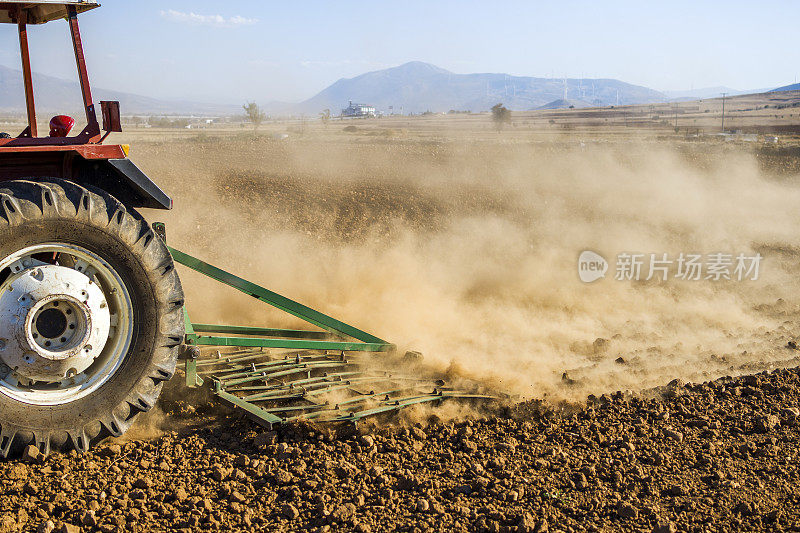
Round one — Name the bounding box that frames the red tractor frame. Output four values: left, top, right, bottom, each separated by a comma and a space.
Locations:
0, 1, 171, 209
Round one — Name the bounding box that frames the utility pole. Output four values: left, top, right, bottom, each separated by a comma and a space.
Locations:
720, 92, 727, 132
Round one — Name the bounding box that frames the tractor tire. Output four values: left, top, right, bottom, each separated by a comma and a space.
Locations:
0, 179, 184, 457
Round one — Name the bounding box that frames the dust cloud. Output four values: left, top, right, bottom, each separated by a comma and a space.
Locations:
135, 136, 800, 401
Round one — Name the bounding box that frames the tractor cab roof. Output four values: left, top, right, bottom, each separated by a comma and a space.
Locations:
0, 1, 99, 25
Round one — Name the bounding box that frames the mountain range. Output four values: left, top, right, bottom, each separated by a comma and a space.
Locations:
0, 64, 239, 116
663, 86, 776, 101
286, 62, 667, 114
771, 82, 800, 92
0, 61, 795, 117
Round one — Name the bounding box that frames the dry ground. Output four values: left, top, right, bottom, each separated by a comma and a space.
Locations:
4, 368, 800, 532
2, 117, 800, 532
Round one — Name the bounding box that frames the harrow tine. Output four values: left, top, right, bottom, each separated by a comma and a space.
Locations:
334, 386, 433, 407
270, 386, 436, 418
201, 353, 335, 375
195, 348, 285, 367
219, 361, 350, 387
243, 376, 437, 402
277, 392, 448, 423
260, 403, 332, 414
233, 371, 364, 393
213, 356, 344, 379
331, 393, 448, 421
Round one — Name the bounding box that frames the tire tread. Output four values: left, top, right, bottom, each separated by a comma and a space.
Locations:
0, 179, 184, 457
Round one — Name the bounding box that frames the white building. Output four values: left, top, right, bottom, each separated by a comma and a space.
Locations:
341, 101, 376, 118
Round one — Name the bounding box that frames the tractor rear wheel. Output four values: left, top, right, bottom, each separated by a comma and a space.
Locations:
0, 179, 184, 457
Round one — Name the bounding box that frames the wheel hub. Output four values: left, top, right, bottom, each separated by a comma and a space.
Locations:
36, 307, 68, 339
0, 264, 110, 382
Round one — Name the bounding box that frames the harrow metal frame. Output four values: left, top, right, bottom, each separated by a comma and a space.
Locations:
168, 247, 395, 354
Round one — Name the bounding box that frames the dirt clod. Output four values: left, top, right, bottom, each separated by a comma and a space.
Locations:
21, 445, 42, 464
281, 503, 299, 520
652, 523, 676, 533
37, 521, 55, 533
618, 502, 638, 519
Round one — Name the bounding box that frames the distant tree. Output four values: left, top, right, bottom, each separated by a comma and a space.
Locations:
147, 115, 188, 129
242, 101, 266, 130
320, 109, 331, 126
491, 103, 511, 130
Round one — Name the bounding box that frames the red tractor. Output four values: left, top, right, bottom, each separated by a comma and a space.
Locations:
0, 1, 184, 457
0, 2, 484, 457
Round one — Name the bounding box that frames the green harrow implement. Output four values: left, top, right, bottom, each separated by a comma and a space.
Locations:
159, 226, 493, 429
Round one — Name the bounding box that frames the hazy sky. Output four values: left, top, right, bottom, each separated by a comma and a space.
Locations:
0, 1, 797, 104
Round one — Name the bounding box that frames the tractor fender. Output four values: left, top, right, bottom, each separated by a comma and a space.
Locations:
79, 158, 173, 210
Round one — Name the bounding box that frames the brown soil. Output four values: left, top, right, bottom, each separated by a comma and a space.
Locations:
3, 366, 800, 532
